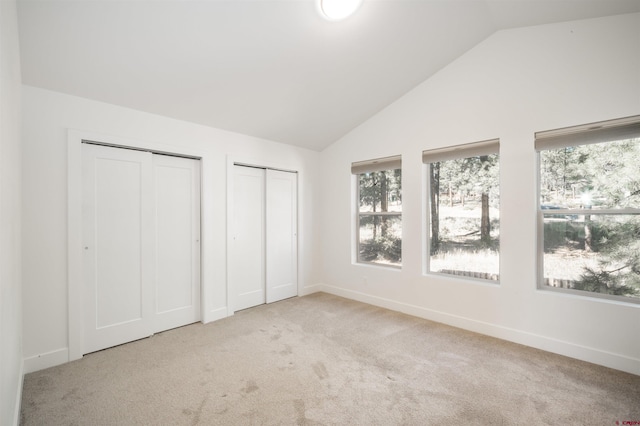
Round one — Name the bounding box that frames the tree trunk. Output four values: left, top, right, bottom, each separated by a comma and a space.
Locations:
372, 175, 377, 240
584, 214, 592, 252
430, 163, 440, 253
481, 192, 490, 244
479, 155, 491, 245
380, 171, 388, 238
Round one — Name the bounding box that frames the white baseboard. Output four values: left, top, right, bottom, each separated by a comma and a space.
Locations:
299, 283, 324, 296
321, 285, 640, 376
23, 348, 69, 374
13, 359, 24, 426
203, 306, 229, 324
22, 287, 639, 376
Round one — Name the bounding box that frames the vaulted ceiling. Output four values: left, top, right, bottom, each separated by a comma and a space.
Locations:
17, 0, 640, 151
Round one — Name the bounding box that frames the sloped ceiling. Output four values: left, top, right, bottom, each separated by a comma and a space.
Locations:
17, 0, 640, 151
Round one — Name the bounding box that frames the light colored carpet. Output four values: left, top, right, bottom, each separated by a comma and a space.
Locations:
21, 292, 640, 425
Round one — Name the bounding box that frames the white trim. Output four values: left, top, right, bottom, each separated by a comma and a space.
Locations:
205, 306, 229, 323
226, 156, 235, 314
358, 211, 402, 217
351, 174, 358, 264
299, 283, 325, 296
13, 359, 24, 426
421, 161, 430, 275
320, 285, 640, 375
199, 154, 214, 324
541, 208, 640, 215
67, 130, 84, 361
24, 348, 69, 374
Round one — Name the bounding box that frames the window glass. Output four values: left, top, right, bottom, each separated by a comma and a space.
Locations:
428, 153, 499, 280
357, 169, 402, 266
539, 137, 640, 300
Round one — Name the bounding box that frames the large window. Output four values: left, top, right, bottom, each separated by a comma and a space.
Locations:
424, 140, 500, 281
353, 156, 402, 267
536, 116, 640, 302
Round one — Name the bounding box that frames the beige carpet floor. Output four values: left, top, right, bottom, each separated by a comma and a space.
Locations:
21, 292, 640, 425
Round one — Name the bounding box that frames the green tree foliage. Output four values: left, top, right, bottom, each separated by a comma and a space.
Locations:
574, 217, 640, 297
540, 140, 640, 208
359, 170, 402, 264
540, 138, 640, 298
584, 140, 640, 208
431, 154, 499, 250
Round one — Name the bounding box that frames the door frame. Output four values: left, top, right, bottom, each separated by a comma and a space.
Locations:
67, 130, 207, 361
226, 156, 300, 314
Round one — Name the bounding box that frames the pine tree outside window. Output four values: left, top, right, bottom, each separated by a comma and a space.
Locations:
536, 116, 640, 302
352, 156, 402, 267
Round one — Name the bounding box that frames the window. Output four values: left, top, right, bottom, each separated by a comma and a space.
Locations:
536, 116, 640, 302
353, 156, 402, 267
424, 140, 500, 280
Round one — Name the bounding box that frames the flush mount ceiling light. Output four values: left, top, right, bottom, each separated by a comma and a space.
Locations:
318, 0, 363, 21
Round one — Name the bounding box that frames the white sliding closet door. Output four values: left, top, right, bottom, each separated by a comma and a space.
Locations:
231, 165, 297, 311
82, 144, 200, 355
82, 144, 154, 353
153, 154, 201, 332
266, 169, 298, 303
231, 166, 266, 311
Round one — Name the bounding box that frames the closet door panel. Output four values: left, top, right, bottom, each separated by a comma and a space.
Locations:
82, 144, 154, 354
265, 169, 298, 303
231, 166, 266, 311
153, 155, 201, 332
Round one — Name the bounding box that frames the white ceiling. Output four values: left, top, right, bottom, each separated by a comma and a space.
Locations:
17, 0, 640, 151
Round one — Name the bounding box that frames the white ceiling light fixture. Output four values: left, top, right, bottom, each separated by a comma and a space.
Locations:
318, 0, 363, 22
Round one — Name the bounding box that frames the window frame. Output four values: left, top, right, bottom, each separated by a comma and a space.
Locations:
352, 156, 402, 268
535, 115, 640, 304
423, 139, 500, 282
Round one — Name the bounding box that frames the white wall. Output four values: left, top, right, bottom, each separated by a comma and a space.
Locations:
0, 0, 23, 423
320, 13, 640, 374
21, 86, 322, 372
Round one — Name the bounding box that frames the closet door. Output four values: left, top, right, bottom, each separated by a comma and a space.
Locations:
231, 166, 266, 311
265, 169, 298, 303
230, 166, 297, 311
153, 154, 201, 332
82, 144, 154, 354
82, 144, 201, 354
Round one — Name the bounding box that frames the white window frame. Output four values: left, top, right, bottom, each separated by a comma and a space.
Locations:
535, 115, 640, 304
423, 139, 500, 281
352, 155, 402, 268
